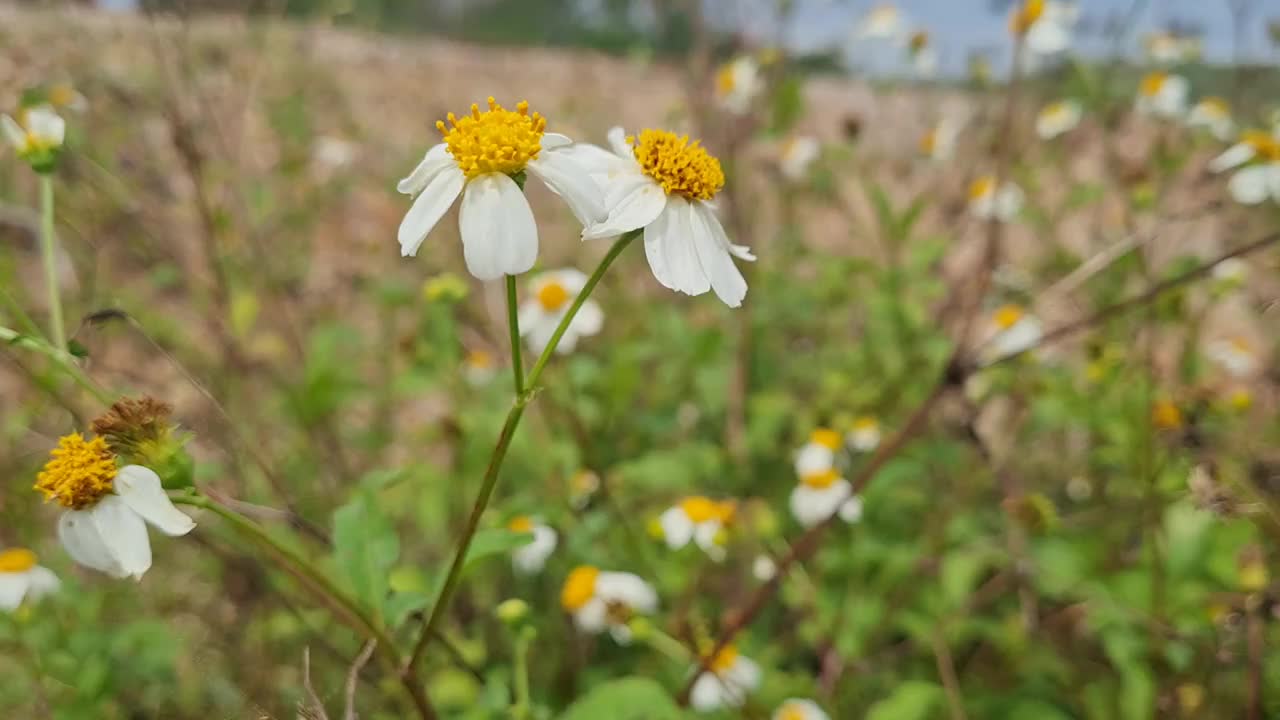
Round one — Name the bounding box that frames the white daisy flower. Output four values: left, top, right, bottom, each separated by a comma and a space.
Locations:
714, 56, 763, 116
919, 117, 961, 161
752, 555, 777, 582
657, 496, 736, 562
1206, 337, 1259, 378
1208, 129, 1280, 205
1035, 99, 1083, 139
857, 4, 904, 40
574, 128, 755, 307
968, 176, 1024, 221
790, 469, 863, 529
774, 698, 831, 720
561, 566, 658, 644
690, 645, 762, 712
906, 31, 938, 78
794, 428, 842, 478
1135, 72, 1189, 119
396, 97, 606, 280
46, 84, 88, 113
981, 304, 1043, 363
1144, 31, 1200, 65
35, 434, 195, 580
847, 417, 881, 453
779, 136, 820, 182
1186, 98, 1234, 141
312, 135, 356, 170
1010, 0, 1078, 56
518, 269, 604, 355
1211, 257, 1248, 286
463, 348, 498, 386
2, 104, 65, 169
0, 548, 60, 611
508, 516, 558, 575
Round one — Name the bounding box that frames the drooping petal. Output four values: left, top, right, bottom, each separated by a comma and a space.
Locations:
690, 202, 748, 307
114, 465, 196, 537
607, 126, 633, 160
90, 496, 153, 580
839, 496, 865, 523
459, 172, 538, 280
528, 149, 608, 228
0, 574, 30, 610
596, 571, 658, 613
398, 165, 466, 257
1228, 166, 1272, 204
659, 507, 695, 549
660, 198, 711, 297
24, 566, 60, 600
1208, 143, 1254, 173
573, 597, 608, 634
693, 521, 726, 561
512, 525, 557, 575
582, 172, 667, 241
540, 133, 573, 151
396, 143, 452, 195
58, 509, 126, 578
690, 673, 728, 712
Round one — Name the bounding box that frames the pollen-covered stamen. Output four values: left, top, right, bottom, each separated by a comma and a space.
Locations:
631, 130, 726, 201
0, 548, 38, 574
1241, 130, 1280, 162
969, 176, 996, 201
436, 97, 546, 180
802, 469, 841, 489
34, 434, 118, 510
536, 280, 571, 311
994, 304, 1025, 330
706, 643, 740, 674
1140, 72, 1168, 97
809, 428, 842, 450
561, 565, 600, 611
679, 497, 736, 524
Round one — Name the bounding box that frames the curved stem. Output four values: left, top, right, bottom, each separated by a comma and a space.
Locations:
38, 175, 66, 353
405, 229, 638, 676
506, 275, 525, 397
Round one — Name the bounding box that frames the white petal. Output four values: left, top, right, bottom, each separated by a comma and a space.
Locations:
659, 508, 695, 549
690, 673, 728, 712
512, 525, 557, 574
528, 150, 607, 228
774, 699, 830, 720
607, 127, 633, 159
1267, 164, 1280, 201
574, 597, 608, 634
398, 165, 465, 257
26, 107, 64, 146
794, 443, 835, 477
25, 566, 60, 599
608, 623, 635, 645
517, 301, 547, 337
540, 133, 573, 151
114, 465, 196, 536
690, 203, 748, 307
1, 115, 25, 150
661, 198, 711, 296
1027, 20, 1070, 54
1229, 166, 1272, 205
546, 268, 589, 294
693, 521, 725, 561
582, 173, 667, 240
596, 571, 658, 613
0, 574, 30, 610
396, 143, 451, 195
459, 173, 538, 280
1209, 143, 1255, 173
58, 509, 126, 578
90, 496, 152, 580
839, 495, 865, 523
724, 656, 763, 697
523, 315, 560, 356
790, 481, 852, 528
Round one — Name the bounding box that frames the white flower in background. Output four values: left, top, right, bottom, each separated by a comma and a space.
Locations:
847, 416, 881, 453
1010, 0, 1078, 56
1186, 97, 1234, 141
1135, 72, 1189, 119
312, 135, 356, 170
779, 136, 820, 182
396, 98, 605, 279
752, 555, 777, 582
560, 565, 658, 644
774, 698, 831, 720
46, 83, 88, 113
574, 128, 755, 307
0, 548, 59, 611
1208, 129, 1280, 205
1144, 31, 1200, 65
658, 496, 736, 561
794, 428, 842, 478
507, 516, 558, 575
1206, 337, 1260, 378
568, 469, 601, 510
857, 4, 904, 40
36, 434, 195, 580
690, 645, 762, 712
519, 269, 604, 355
790, 469, 864, 529
463, 349, 498, 386
1212, 257, 1248, 286
906, 30, 938, 77
919, 117, 961, 161
981, 304, 1043, 363
1035, 99, 1083, 139
714, 56, 763, 115
968, 176, 1024, 221
2, 105, 65, 165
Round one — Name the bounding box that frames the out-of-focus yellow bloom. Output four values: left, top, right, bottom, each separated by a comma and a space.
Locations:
1151, 399, 1183, 430
1135, 72, 1189, 118
1208, 127, 1280, 205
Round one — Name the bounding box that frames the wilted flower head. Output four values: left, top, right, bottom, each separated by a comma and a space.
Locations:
519, 269, 604, 355
0, 548, 59, 611
1208, 128, 1280, 205
657, 496, 736, 561
396, 97, 605, 279
714, 56, 763, 115
689, 644, 762, 712
2, 105, 65, 173
507, 516, 558, 575
91, 396, 193, 489
1135, 72, 1189, 119
1186, 97, 1234, 141
1036, 99, 1083, 140
560, 565, 658, 644
35, 434, 195, 580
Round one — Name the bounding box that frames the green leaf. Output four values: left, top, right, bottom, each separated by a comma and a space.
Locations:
332, 492, 399, 622
558, 677, 681, 720
866, 681, 944, 720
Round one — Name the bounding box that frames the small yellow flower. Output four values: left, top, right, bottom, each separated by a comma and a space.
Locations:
2, 105, 65, 173
1151, 400, 1183, 430
1136, 72, 1189, 118
714, 57, 762, 115
560, 565, 657, 643
690, 644, 762, 712
0, 548, 59, 612
35, 434, 118, 510
658, 497, 736, 560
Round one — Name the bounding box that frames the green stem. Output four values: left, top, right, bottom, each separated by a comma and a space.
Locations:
643, 626, 694, 665
511, 628, 534, 719
405, 229, 638, 675
506, 275, 525, 397
38, 174, 66, 353
0, 324, 112, 404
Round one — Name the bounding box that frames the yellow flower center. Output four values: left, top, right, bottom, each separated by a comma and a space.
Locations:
467, 349, 494, 369
508, 516, 534, 533
48, 85, 78, 108
630, 129, 725, 201
802, 469, 841, 489
1010, 0, 1045, 35
809, 428, 842, 450
707, 644, 740, 674
969, 176, 995, 201
571, 470, 599, 494
34, 434, 118, 510
1140, 72, 1168, 98
561, 565, 600, 611
909, 31, 930, 54
716, 64, 737, 96
536, 280, 571, 311
679, 496, 735, 524
1242, 130, 1280, 162
1197, 97, 1229, 118
0, 548, 38, 573
436, 97, 546, 180
919, 129, 938, 156
1152, 400, 1183, 430
994, 304, 1024, 329
1229, 336, 1253, 354
777, 703, 809, 720
1041, 101, 1070, 122
852, 417, 878, 433
1229, 388, 1252, 411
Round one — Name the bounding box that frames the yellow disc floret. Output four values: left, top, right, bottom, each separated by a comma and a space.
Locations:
707, 643, 740, 674
1152, 400, 1183, 430
536, 280, 571, 311
34, 434, 118, 510
679, 496, 736, 524
1140, 72, 1168, 98
1242, 130, 1280, 162
508, 516, 534, 533
802, 469, 841, 489
777, 702, 809, 720
1010, 0, 1045, 35
436, 97, 546, 180
809, 428, 842, 450
969, 176, 995, 201
0, 548, 38, 573
994, 304, 1025, 330
561, 565, 600, 611
630, 129, 725, 201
